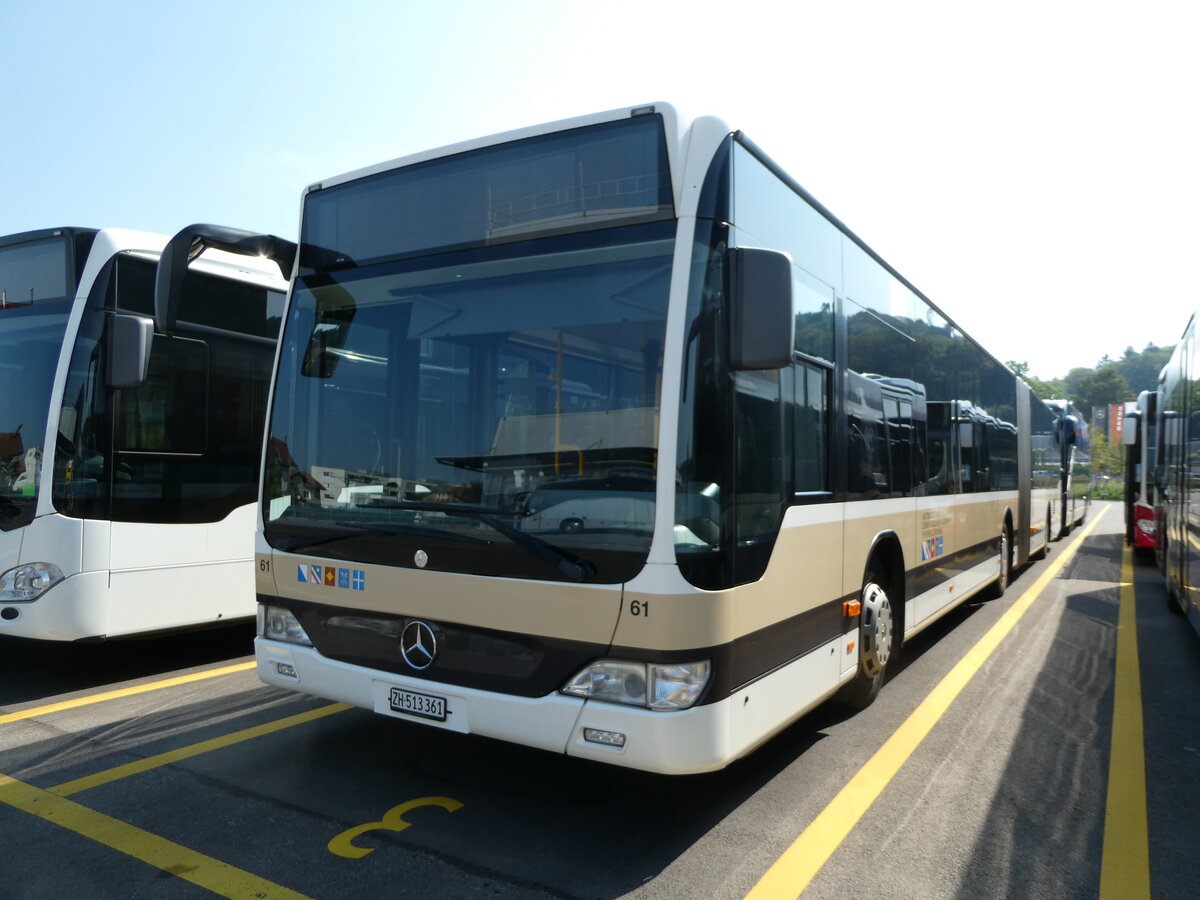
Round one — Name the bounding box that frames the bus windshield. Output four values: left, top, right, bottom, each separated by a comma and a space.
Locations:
1, 237, 74, 530
265, 224, 674, 583
0, 306, 72, 530
265, 115, 676, 584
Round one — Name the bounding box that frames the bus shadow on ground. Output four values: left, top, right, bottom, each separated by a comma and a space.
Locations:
0, 622, 256, 706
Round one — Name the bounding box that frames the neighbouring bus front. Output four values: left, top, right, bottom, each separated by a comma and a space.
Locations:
0, 233, 78, 610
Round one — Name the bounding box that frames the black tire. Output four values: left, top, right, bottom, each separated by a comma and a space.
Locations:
836, 569, 898, 710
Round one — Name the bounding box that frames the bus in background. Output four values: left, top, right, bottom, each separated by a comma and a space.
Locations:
1046, 399, 1090, 536
192, 104, 1061, 773
1155, 318, 1200, 638
1122, 390, 1157, 555
0, 226, 291, 640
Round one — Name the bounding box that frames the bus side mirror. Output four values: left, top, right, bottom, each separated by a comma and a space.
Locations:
106, 314, 154, 389
1121, 415, 1138, 446
726, 247, 794, 371
155, 223, 296, 336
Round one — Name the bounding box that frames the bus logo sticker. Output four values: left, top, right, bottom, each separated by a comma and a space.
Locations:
296, 563, 366, 591
921, 536, 944, 561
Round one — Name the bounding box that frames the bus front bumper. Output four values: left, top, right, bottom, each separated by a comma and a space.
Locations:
255, 637, 746, 775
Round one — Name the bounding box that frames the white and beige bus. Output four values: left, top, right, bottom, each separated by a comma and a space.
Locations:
0, 226, 289, 640
216, 104, 1061, 772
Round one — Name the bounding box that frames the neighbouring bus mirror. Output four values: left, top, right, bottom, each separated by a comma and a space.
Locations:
726, 247, 794, 371
106, 314, 154, 389
1058, 415, 1079, 445
1121, 415, 1139, 446
155, 223, 296, 336
301, 307, 357, 378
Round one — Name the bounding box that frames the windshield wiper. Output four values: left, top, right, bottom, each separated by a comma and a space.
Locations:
271, 520, 493, 553
367, 501, 595, 583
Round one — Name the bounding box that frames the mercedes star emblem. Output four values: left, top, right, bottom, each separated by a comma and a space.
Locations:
400, 620, 438, 670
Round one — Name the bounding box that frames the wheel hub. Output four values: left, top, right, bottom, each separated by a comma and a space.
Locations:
860, 581, 892, 676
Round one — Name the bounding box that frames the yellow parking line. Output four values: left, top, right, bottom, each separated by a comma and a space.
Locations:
0, 661, 256, 726
50, 702, 351, 797
0, 773, 314, 899
1098, 547, 1151, 898
743, 508, 1108, 899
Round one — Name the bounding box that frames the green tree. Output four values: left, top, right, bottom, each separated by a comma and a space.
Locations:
1069, 366, 1130, 421
1006, 361, 1065, 403
1113, 343, 1173, 396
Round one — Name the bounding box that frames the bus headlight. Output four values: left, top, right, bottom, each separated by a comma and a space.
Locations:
0, 563, 64, 603
561, 659, 711, 710
1135, 518, 1156, 536
259, 604, 312, 646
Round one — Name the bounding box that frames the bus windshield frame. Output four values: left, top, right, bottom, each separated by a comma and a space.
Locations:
266, 115, 678, 584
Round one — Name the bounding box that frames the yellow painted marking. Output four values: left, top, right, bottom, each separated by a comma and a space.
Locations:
49, 703, 351, 797
1099, 547, 1151, 899
0, 772, 313, 899
0, 661, 256, 726
744, 508, 1108, 899
328, 796, 464, 859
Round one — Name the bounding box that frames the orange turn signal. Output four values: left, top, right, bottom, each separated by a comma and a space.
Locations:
843, 599, 862, 617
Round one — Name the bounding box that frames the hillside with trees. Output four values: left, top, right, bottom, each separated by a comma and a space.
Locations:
1008, 343, 1172, 423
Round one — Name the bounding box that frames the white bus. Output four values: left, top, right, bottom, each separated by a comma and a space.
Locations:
1155, 319, 1200, 639
211, 104, 1061, 773
0, 226, 290, 640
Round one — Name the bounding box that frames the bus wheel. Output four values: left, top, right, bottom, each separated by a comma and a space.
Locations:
982, 527, 1010, 600
836, 570, 895, 709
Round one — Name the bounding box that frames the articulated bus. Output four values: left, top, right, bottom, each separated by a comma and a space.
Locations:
194, 104, 1064, 773
1046, 399, 1090, 536
0, 226, 290, 640
1122, 390, 1157, 555
1155, 317, 1200, 638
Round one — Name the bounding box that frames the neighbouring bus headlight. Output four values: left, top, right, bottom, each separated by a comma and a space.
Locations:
259, 604, 312, 646
561, 659, 711, 710
1135, 518, 1156, 536
0, 563, 64, 603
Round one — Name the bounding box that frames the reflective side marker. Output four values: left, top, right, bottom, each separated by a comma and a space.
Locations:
583, 728, 626, 747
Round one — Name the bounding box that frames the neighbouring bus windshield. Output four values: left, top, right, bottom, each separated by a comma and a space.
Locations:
0, 236, 73, 530
266, 116, 676, 583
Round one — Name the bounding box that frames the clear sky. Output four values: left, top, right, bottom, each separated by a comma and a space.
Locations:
3, 0, 1196, 379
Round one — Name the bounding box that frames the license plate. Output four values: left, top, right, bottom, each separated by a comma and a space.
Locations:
388, 687, 447, 721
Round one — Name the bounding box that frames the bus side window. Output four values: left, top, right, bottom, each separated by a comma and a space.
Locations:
792, 360, 828, 496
